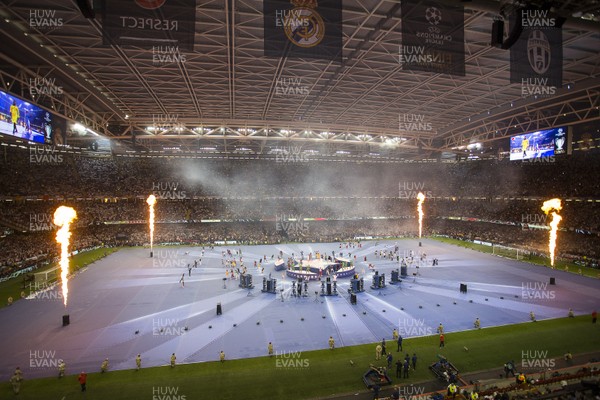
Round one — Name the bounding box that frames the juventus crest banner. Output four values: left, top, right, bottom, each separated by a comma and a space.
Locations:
401, 0, 465, 76
101, 0, 196, 51
510, 9, 563, 89
264, 0, 343, 62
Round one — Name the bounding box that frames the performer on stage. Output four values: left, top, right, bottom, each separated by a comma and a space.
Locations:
521, 137, 529, 158
10, 100, 19, 135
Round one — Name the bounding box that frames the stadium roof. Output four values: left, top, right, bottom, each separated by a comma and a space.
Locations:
0, 0, 599, 159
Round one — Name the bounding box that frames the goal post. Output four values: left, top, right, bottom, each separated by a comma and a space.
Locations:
34, 266, 60, 284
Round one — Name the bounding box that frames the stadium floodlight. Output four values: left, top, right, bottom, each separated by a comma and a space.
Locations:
384, 137, 399, 146
85, 128, 101, 136
73, 123, 85, 133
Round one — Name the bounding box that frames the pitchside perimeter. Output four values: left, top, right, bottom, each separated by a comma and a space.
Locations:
1, 238, 597, 380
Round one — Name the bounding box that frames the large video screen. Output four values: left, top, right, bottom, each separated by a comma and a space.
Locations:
0, 89, 65, 145
509, 126, 566, 160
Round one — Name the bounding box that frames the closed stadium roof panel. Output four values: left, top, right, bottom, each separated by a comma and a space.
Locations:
0, 0, 599, 158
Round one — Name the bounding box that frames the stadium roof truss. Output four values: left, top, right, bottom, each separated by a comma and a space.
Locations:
0, 0, 599, 158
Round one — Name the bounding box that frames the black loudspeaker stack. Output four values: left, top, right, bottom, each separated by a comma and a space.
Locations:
76, 0, 95, 19
491, 20, 504, 47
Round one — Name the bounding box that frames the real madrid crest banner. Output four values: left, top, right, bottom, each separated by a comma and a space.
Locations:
263, 0, 343, 62
101, 0, 195, 51
401, 0, 465, 76
510, 9, 562, 88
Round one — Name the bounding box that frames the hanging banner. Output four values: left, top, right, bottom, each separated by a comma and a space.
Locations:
401, 0, 465, 76
101, 0, 195, 51
264, 0, 343, 62
510, 9, 562, 92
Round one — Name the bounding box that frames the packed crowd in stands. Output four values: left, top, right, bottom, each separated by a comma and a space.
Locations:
1, 218, 598, 279
1, 146, 599, 277
1, 197, 599, 232
2, 147, 600, 199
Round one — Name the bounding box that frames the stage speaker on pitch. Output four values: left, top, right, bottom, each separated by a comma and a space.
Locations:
549, 277, 555, 285
62, 314, 70, 326
350, 293, 357, 305
216, 303, 222, 315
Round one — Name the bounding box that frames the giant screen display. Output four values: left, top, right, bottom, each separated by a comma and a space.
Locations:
0, 89, 66, 145
509, 126, 567, 160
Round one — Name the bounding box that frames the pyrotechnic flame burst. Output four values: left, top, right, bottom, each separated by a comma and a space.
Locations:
53, 206, 77, 307
417, 192, 426, 238
541, 198, 562, 267
146, 194, 157, 251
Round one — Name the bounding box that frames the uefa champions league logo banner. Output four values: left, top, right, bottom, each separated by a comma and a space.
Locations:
263, 0, 343, 62
400, 0, 465, 76
554, 127, 566, 155
101, 0, 195, 51
510, 9, 562, 89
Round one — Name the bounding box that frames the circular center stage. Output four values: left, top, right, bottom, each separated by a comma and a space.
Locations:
286, 257, 355, 280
